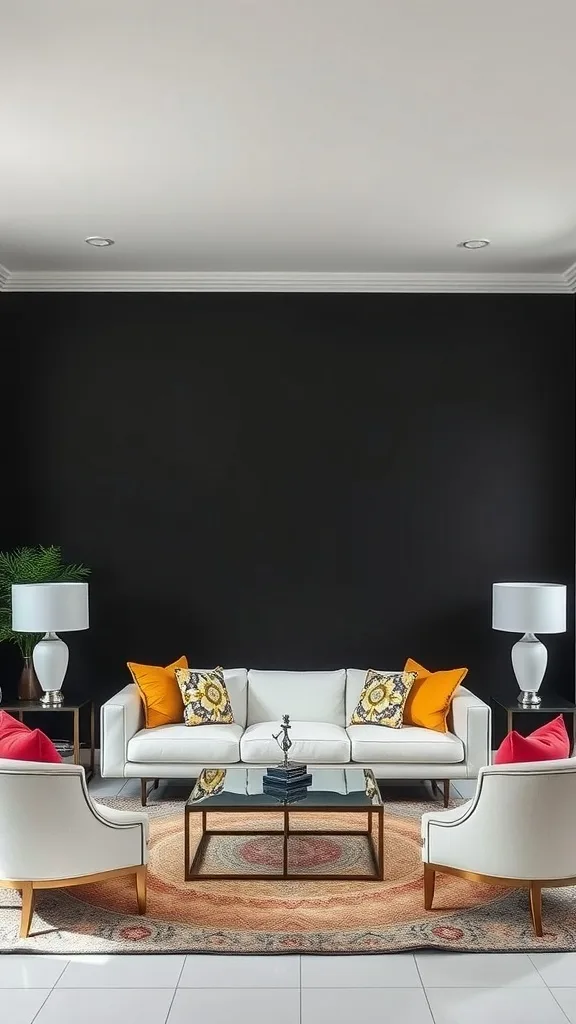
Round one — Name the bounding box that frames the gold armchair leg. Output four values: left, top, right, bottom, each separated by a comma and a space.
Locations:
136, 866, 147, 914
424, 863, 436, 911
443, 780, 450, 808
20, 883, 35, 939
529, 882, 543, 937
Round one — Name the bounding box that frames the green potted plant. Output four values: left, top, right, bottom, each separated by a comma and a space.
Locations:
0, 546, 91, 699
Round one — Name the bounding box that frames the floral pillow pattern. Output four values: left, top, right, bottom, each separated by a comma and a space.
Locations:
175, 666, 234, 726
350, 669, 416, 729
190, 768, 228, 802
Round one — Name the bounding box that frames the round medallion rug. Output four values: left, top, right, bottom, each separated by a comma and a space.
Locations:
1, 796, 576, 953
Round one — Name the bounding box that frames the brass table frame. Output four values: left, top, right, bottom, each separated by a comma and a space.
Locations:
184, 775, 384, 882
1, 698, 95, 781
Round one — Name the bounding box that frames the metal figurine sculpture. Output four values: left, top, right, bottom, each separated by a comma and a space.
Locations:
272, 714, 294, 768
265, 713, 312, 798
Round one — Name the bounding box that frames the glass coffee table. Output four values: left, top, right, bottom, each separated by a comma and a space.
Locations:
184, 767, 384, 881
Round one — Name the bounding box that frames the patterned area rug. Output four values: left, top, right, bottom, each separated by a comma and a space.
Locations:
1, 795, 576, 954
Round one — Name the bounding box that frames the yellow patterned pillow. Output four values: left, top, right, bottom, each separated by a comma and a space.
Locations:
175, 666, 234, 726
190, 768, 227, 802
350, 669, 416, 728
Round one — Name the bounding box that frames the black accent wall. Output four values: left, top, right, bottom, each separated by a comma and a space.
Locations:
4, 293, 575, 718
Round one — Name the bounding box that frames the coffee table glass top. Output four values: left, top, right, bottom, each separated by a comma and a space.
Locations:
186, 767, 382, 810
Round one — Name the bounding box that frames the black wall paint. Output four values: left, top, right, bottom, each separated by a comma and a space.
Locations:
4, 293, 575, 726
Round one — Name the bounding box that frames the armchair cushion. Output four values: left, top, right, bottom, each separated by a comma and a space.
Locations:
0, 711, 61, 763
0, 711, 27, 737
494, 713, 570, 764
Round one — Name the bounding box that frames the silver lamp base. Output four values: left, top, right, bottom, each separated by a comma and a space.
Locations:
518, 690, 542, 707
39, 689, 64, 706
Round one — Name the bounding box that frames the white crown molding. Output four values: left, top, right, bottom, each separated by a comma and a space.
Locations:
1, 269, 574, 293
0, 264, 10, 291
563, 260, 576, 293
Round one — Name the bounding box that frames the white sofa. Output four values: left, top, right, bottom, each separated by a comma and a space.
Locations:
101, 668, 491, 803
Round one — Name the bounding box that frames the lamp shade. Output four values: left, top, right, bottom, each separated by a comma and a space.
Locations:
11, 582, 89, 633
492, 582, 566, 634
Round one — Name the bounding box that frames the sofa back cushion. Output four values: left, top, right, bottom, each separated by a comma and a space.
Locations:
247, 670, 346, 726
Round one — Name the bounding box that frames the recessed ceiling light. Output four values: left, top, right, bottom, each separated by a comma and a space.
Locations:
458, 239, 490, 249
85, 236, 115, 247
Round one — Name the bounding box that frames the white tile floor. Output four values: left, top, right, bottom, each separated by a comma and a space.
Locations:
2, 953, 576, 1024
1, 777, 575, 1023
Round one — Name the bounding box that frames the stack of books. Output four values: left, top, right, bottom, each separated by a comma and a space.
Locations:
263, 764, 312, 803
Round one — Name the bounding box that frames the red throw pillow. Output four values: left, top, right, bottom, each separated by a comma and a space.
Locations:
494, 714, 570, 764
0, 710, 29, 738
0, 710, 62, 763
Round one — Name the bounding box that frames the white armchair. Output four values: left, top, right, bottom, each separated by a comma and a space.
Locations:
422, 757, 576, 936
0, 758, 148, 938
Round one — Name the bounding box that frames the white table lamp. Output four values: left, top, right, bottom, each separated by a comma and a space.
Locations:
11, 582, 89, 705
492, 582, 566, 706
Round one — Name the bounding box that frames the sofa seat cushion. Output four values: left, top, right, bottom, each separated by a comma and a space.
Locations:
127, 723, 243, 764
347, 725, 464, 764
240, 722, 350, 764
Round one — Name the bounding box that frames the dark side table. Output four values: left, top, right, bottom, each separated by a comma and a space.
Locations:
0, 696, 95, 781
492, 690, 576, 754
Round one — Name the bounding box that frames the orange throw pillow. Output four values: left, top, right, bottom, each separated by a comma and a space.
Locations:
403, 658, 468, 733
127, 656, 188, 728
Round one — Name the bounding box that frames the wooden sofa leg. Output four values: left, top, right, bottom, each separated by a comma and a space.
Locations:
153, 778, 160, 790
20, 883, 35, 939
529, 882, 543, 937
443, 780, 450, 807
135, 866, 147, 914
141, 779, 148, 806
424, 864, 436, 911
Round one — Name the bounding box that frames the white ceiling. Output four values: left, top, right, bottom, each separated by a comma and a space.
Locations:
2, 0, 576, 285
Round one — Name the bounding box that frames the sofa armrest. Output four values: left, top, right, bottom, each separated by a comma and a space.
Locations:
100, 684, 144, 778
449, 685, 491, 778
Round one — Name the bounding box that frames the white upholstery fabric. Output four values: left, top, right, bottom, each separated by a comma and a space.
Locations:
448, 686, 491, 777
347, 725, 464, 764
100, 673, 491, 780
0, 759, 147, 882
100, 683, 144, 777
247, 670, 346, 726
422, 757, 576, 879
345, 668, 399, 724
123, 760, 469, 778
128, 723, 243, 764
421, 801, 472, 834
241, 721, 350, 764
